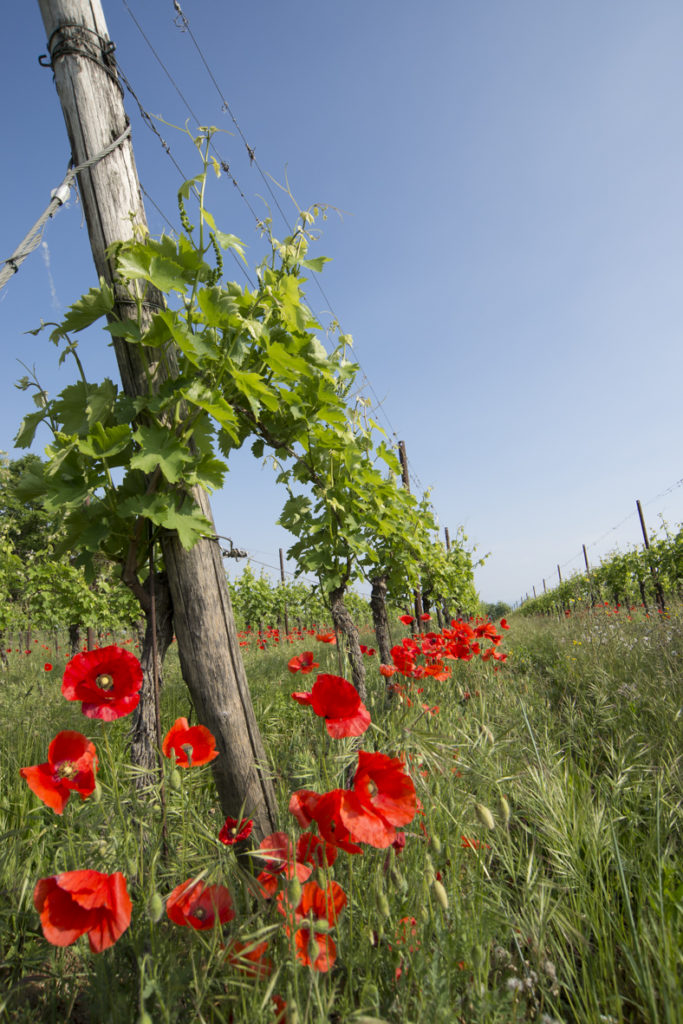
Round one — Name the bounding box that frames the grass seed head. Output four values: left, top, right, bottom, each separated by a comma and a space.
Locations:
432, 878, 449, 910
475, 802, 495, 830
376, 891, 390, 918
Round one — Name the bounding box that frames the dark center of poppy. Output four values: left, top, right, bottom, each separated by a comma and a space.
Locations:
192, 906, 207, 921
96, 673, 115, 691
366, 780, 379, 798
181, 743, 194, 766
57, 760, 78, 780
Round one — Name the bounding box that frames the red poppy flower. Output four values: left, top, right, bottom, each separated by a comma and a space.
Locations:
226, 939, 273, 978
500, 618, 510, 630
289, 789, 322, 829
294, 927, 337, 971
44, 663, 53, 672
21, 731, 98, 815
166, 879, 234, 929
399, 615, 414, 626
359, 645, 376, 657
391, 831, 407, 853
380, 664, 397, 678
296, 831, 338, 868
257, 832, 296, 873
288, 650, 320, 674
391, 646, 417, 677
162, 717, 219, 767
255, 831, 312, 897
255, 831, 313, 880
291, 674, 371, 738
392, 915, 420, 953
338, 790, 397, 848
278, 879, 347, 927
419, 613, 431, 621
61, 645, 142, 721
461, 835, 491, 851
34, 870, 131, 952
315, 632, 337, 644
272, 995, 288, 1023
353, 751, 417, 827
218, 816, 253, 845
309, 789, 363, 855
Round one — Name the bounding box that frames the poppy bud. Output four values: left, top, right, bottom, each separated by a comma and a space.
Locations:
376, 892, 390, 918
314, 918, 331, 933
432, 879, 449, 911
287, 876, 302, 906
420, 902, 430, 923
498, 795, 511, 827
314, 868, 327, 889
431, 834, 442, 854
390, 866, 407, 892
360, 980, 380, 1008
138, 1012, 153, 1024
474, 802, 495, 830
149, 892, 164, 922
92, 781, 102, 804
169, 768, 182, 791
425, 854, 435, 883
308, 931, 320, 963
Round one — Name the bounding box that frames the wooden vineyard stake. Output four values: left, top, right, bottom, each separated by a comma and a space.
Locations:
36, 0, 278, 838
636, 500, 666, 612
279, 548, 290, 637
397, 440, 424, 624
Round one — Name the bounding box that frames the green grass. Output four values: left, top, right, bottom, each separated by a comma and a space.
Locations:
1, 609, 682, 1023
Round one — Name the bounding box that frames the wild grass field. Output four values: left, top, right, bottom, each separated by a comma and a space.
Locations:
1, 607, 681, 1024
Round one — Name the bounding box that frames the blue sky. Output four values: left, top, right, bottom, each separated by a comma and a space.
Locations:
2, 1, 683, 605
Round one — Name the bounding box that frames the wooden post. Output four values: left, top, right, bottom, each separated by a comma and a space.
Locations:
397, 440, 423, 622
543, 579, 547, 593
533, 585, 537, 598
36, 0, 277, 839
279, 548, 290, 637
583, 543, 597, 607
557, 564, 562, 584
444, 527, 451, 551
397, 441, 410, 492
636, 499, 666, 611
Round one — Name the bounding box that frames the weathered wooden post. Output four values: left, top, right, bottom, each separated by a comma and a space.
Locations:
397, 440, 423, 624
636, 499, 666, 612
279, 548, 290, 637
36, 0, 278, 838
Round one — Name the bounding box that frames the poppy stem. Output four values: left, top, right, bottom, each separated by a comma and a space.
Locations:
101, 725, 125, 828
319, 718, 332, 791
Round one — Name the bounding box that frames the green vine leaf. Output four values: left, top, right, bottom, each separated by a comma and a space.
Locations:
118, 493, 212, 550
229, 368, 280, 416
130, 424, 193, 484
50, 278, 114, 340
76, 422, 132, 460
301, 256, 330, 273
180, 382, 239, 440
14, 409, 46, 449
